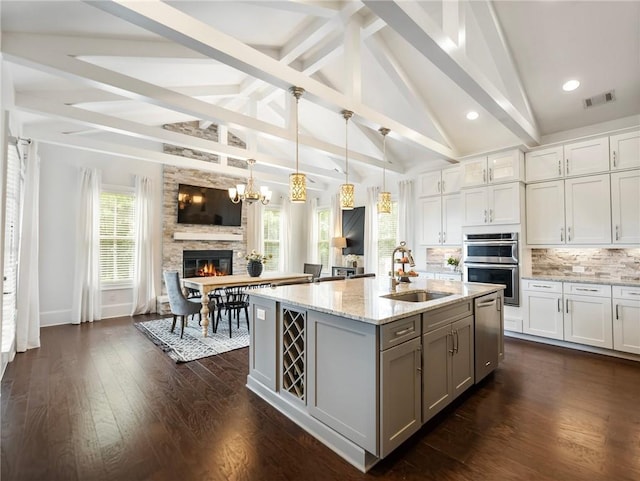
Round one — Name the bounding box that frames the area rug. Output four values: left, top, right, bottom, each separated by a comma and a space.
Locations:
135, 317, 249, 363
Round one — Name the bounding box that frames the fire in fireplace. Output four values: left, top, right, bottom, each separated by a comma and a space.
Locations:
183, 250, 233, 278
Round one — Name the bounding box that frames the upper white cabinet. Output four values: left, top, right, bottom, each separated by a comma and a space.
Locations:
610, 130, 640, 170
417, 166, 461, 197
611, 170, 640, 244
526, 180, 565, 244
563, 136, 609, 177
525, 146, 564, 182
461, 150, 523, 188
462, 182, 522, 226
418, 194, 461, 245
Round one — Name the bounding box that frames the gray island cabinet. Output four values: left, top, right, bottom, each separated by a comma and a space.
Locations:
247, 278, 504, 472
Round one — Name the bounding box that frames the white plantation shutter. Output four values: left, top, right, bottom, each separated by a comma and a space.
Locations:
99, 191, 135, 284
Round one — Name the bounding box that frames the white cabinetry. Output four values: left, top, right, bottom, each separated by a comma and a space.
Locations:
522, 280, 564, 340
461, 149, 524, 188
611, 170, 640, 244
610, 130, 640, 170
418, 194, 461, 245
526, 174, 611, 245
417, 166, 461, 197
563, 136, 609, 177
462, 182, 522, 226
525, 146, 564, 182
563, 283, 613, 349
613, 286, 640, 354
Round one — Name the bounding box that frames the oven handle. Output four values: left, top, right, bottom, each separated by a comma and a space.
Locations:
464, 263, 519, 269
463, 240, 518, 246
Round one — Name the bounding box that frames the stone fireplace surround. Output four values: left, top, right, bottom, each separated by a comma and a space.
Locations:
183, 249, 234, 277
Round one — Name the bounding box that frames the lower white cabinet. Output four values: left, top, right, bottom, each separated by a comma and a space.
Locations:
522, 280, 564, 339
613, 286, 640, 354
563, 283, 612, 349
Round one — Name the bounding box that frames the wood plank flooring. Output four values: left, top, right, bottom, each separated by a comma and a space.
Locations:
2, 315, 640, 481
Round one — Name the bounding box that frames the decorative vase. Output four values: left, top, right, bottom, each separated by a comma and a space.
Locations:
247, 260, 263, 277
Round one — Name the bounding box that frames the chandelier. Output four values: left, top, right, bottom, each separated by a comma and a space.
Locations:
289, 86, 306, 203
340, 109, 354, 210
228, 158, 272, 205
377, 127, 392, 214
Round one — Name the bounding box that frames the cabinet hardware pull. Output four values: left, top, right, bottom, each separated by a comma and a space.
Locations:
438, 231, 442, 243
566, 158, 569, 174
629, 292, 640, 296
454, 329, 459, 354
437, 181, 441, 193
484, 209, 487, 223
576, 288, 598, 292
483, 168, 486, 183
448, 333, 454, 354
560, 227, 564, 242
416, 348, 422, 373
557, 298, 561, 312
477, 299, 496, 307
443, 231, 446, 243
566, 299, 569, 313
394, 327, 414, 337
612, 151, 616, 167
442, 180, 446, 192
489, 168, 493, 181
558, 160, 562, 175
567, 226, 572, 242
489, 209, 493, 222
615, 225, 620, 241
532, 284, 552, 288
615, 304, 619, 320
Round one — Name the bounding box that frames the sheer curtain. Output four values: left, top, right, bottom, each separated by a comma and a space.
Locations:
364, 186, 379, 273
306, 197, 318, 263
131, 175, 156, 315
246, 202, 264, 255
330, 193, 342, 268
281, 199, 291, 271
397, 180, 414, 246
16, 141, 40, 352
72, 168, 102, 324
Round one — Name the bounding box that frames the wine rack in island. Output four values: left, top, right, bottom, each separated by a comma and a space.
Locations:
281, 307, 306, 402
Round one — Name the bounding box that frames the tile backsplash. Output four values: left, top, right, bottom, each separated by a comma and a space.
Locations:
426, 247, 462, 272
531, 248, 640, 281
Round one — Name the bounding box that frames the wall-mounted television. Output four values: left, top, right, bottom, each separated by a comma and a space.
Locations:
177, 183, 242, 226
342, 206, 365, 255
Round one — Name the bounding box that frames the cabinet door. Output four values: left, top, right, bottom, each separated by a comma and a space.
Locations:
249, 299, 278, 391
564, 295, 613, 348
564, 137, 609, 177
610, 130, 640, 170
474, 293, 500, 382
441, 166, 462, 193
488, 182, 521, 225
380, 337, 422, 457
613, 299, 640, 354
418, 197, 442, 245
422, 324, 452, 422
450, 316, 474, 399
611, 170, 640, 244
523, 291, 564, 340
441, 194, 461, 245
565, 174, 611, 244
461, 157, 488, 187
418, 171, 442, 197
461, 187, 487, 226
525, 146, 564, 182
488, 150, 523, 184
526, 180, 565, 244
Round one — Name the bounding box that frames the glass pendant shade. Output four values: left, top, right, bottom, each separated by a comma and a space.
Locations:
378, 191, 392, 214
289, 172, 307, 203
340, 183, 355, 210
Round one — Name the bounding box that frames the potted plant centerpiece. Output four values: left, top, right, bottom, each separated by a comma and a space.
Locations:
446, 256, 460, 272
245, 250, 272, 277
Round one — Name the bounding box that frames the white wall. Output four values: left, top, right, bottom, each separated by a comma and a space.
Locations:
38, 145, 163, 326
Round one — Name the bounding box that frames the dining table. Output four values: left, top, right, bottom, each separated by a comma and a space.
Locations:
181, 272, 312, 337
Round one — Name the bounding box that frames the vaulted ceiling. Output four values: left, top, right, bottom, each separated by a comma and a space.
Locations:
2, 1, 639, 192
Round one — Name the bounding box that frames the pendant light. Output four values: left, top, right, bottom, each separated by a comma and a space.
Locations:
228, 158, 272, 205
340, 109, 355, 210
377, 127, 392, 214
289, 86, 306, 203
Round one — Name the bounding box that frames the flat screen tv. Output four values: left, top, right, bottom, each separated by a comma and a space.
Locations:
342, 206, 365, 255
177, 183, 242, 226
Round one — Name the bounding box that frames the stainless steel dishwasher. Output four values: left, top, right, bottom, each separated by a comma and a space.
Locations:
474, 291, 503, 382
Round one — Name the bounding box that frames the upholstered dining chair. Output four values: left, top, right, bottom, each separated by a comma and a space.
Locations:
303, 263, 323, 280
163, 271, 204, 338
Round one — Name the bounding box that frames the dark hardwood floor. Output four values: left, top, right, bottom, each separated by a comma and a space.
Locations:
2, 315, 640, 481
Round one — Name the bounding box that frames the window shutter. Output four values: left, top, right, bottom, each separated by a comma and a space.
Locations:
100, 192, 135, 283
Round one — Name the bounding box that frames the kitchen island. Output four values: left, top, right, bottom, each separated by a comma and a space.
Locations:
246, 277, 505, 472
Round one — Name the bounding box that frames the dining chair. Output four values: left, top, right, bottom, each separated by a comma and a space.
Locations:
163, 271, 212, 339
315, 275, 346, 282
303, 263, 323, 280
348, 273, 376, 279
215, 286, 250, 338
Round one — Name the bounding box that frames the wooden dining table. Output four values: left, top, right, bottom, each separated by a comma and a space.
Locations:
181, 272, 312, 337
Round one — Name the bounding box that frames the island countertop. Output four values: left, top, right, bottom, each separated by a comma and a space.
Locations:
248, 277, 504, 325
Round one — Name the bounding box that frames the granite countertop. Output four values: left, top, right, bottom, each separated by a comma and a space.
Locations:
522, 275, 640, 288
248, 277, 504, 325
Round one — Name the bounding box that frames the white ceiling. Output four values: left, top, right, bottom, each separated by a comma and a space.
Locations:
2, 0, 639, 189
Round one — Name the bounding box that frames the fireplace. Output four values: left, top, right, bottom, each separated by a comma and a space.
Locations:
183, 250, 233, 278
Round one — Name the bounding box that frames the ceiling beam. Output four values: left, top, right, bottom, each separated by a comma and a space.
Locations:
363, 0, 540, 147
87, 0, 456, 158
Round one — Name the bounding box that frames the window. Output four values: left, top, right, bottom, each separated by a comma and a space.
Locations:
377, 201, 398, 275
99, 191, 135, 285
263, 206, 281, 272
316, 207, 330, 275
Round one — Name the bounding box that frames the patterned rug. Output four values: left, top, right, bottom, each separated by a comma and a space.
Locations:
134, 316, 249, 363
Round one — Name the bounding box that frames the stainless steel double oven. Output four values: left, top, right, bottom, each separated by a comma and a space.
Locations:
463, 233, 520, 306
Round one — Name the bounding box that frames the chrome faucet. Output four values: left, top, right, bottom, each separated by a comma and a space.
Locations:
390, 241, 416, 290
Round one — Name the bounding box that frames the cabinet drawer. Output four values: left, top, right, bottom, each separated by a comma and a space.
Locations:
380, 315, 421, 350
613, 285, 640, 300
422, 300, 472, 333
523, 280, 562, 293
564, 283, 611, 298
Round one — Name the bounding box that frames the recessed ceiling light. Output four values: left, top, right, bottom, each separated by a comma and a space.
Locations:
563, 80, 580, 92
466, 111, 479, 120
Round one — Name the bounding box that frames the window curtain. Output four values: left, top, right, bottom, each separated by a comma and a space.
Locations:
131, 176, 156, 315
72, 168, 102, 324
306, 197, 318, 263
281, 199, 291, 271
16, 141, 40, 352
247, 202, 264, 256
397, 180, 414, 246
330, 193, 342, 268
364, 186, 379, 274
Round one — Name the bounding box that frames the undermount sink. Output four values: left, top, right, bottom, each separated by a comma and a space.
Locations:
381, 290, 453, 303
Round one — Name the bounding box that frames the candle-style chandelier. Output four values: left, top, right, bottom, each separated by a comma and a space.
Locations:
228, 158, 272, 205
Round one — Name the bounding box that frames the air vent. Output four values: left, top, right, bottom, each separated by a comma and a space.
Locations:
583, 90, 616, 108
